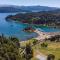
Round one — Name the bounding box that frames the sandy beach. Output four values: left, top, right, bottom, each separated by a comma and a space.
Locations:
34, 29, 60, 41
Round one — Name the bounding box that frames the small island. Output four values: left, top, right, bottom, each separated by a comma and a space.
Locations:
23, 27, 35, 32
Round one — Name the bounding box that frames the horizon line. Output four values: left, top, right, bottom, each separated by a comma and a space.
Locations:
0, 4, 60, 8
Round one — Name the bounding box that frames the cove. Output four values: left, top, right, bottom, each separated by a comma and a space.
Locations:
0, 13, 60, 40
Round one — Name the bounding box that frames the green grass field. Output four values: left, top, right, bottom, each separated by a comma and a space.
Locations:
20, 39, 60, 60
33, 42, 60, 60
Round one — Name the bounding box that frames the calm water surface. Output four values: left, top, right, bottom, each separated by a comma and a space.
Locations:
0, 13, 38, 40
0, 13, 60, 40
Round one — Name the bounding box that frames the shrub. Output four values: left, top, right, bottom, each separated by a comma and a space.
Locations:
0, 36, 21, 60
33, 39, 38, 45
47, 54, 55, 60
41, 42, 48, 48
24, 43, 33, 60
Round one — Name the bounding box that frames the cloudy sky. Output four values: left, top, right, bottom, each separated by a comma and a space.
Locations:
0, 0, 60, 7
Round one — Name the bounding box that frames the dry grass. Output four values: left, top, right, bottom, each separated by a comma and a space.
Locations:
33, 42, 60, 60
20, 39, 60, 60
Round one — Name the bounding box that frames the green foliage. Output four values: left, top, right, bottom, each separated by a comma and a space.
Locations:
6, 12, 60, 28
41, 42, 48, 48
48, 35, 60, 42
32, 39, 38, 45
47, 54, 55, 60
0, 35, 35, 60
24, 43, 33, 60
0, 35, 21, 60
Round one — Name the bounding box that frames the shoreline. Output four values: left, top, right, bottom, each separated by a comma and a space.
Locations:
20, 29, 60, 43
0, 28, 60, 43
34, 29, 60, 41
6, 17, 60, 29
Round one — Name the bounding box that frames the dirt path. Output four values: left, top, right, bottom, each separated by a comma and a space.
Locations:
34, 50, 47, 60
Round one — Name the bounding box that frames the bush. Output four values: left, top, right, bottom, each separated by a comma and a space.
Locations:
0, 36, 21, 60
32, 39, 38, 45
24, 43, 33, 60
47, 54, 55, 60
41, 42, 48, 48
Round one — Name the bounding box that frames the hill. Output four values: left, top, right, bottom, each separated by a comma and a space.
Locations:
0, 5, 59, 13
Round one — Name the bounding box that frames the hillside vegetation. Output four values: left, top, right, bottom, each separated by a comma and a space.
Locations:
6, 11, 60, 28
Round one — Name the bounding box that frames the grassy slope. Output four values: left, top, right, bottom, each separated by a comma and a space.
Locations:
33, 42, 60, 60
20, 39, 60, 60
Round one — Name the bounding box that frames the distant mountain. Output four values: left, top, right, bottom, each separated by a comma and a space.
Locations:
49, 9, 60, 13
0, 5, 31, 13
0, 5, 60, 13
19, 6, 59, 12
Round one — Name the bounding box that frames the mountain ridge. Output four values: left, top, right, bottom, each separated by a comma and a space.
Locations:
0, 5, 60, 13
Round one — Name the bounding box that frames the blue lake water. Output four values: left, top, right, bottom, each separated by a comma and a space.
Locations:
0, 13, 38, 40
37, 27, 60, 32
0, 13, 60, 40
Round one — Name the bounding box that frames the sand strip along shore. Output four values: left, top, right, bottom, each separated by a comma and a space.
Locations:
20, 29, 60, 43
34, 29, 60, 41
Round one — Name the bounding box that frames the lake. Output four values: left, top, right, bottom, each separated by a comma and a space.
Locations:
0, 13, 60, 40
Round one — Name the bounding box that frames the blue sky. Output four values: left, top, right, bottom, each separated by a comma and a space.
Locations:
0, 0, 60, 7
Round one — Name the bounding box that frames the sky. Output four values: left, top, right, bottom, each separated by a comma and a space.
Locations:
0, 0, 60, 7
